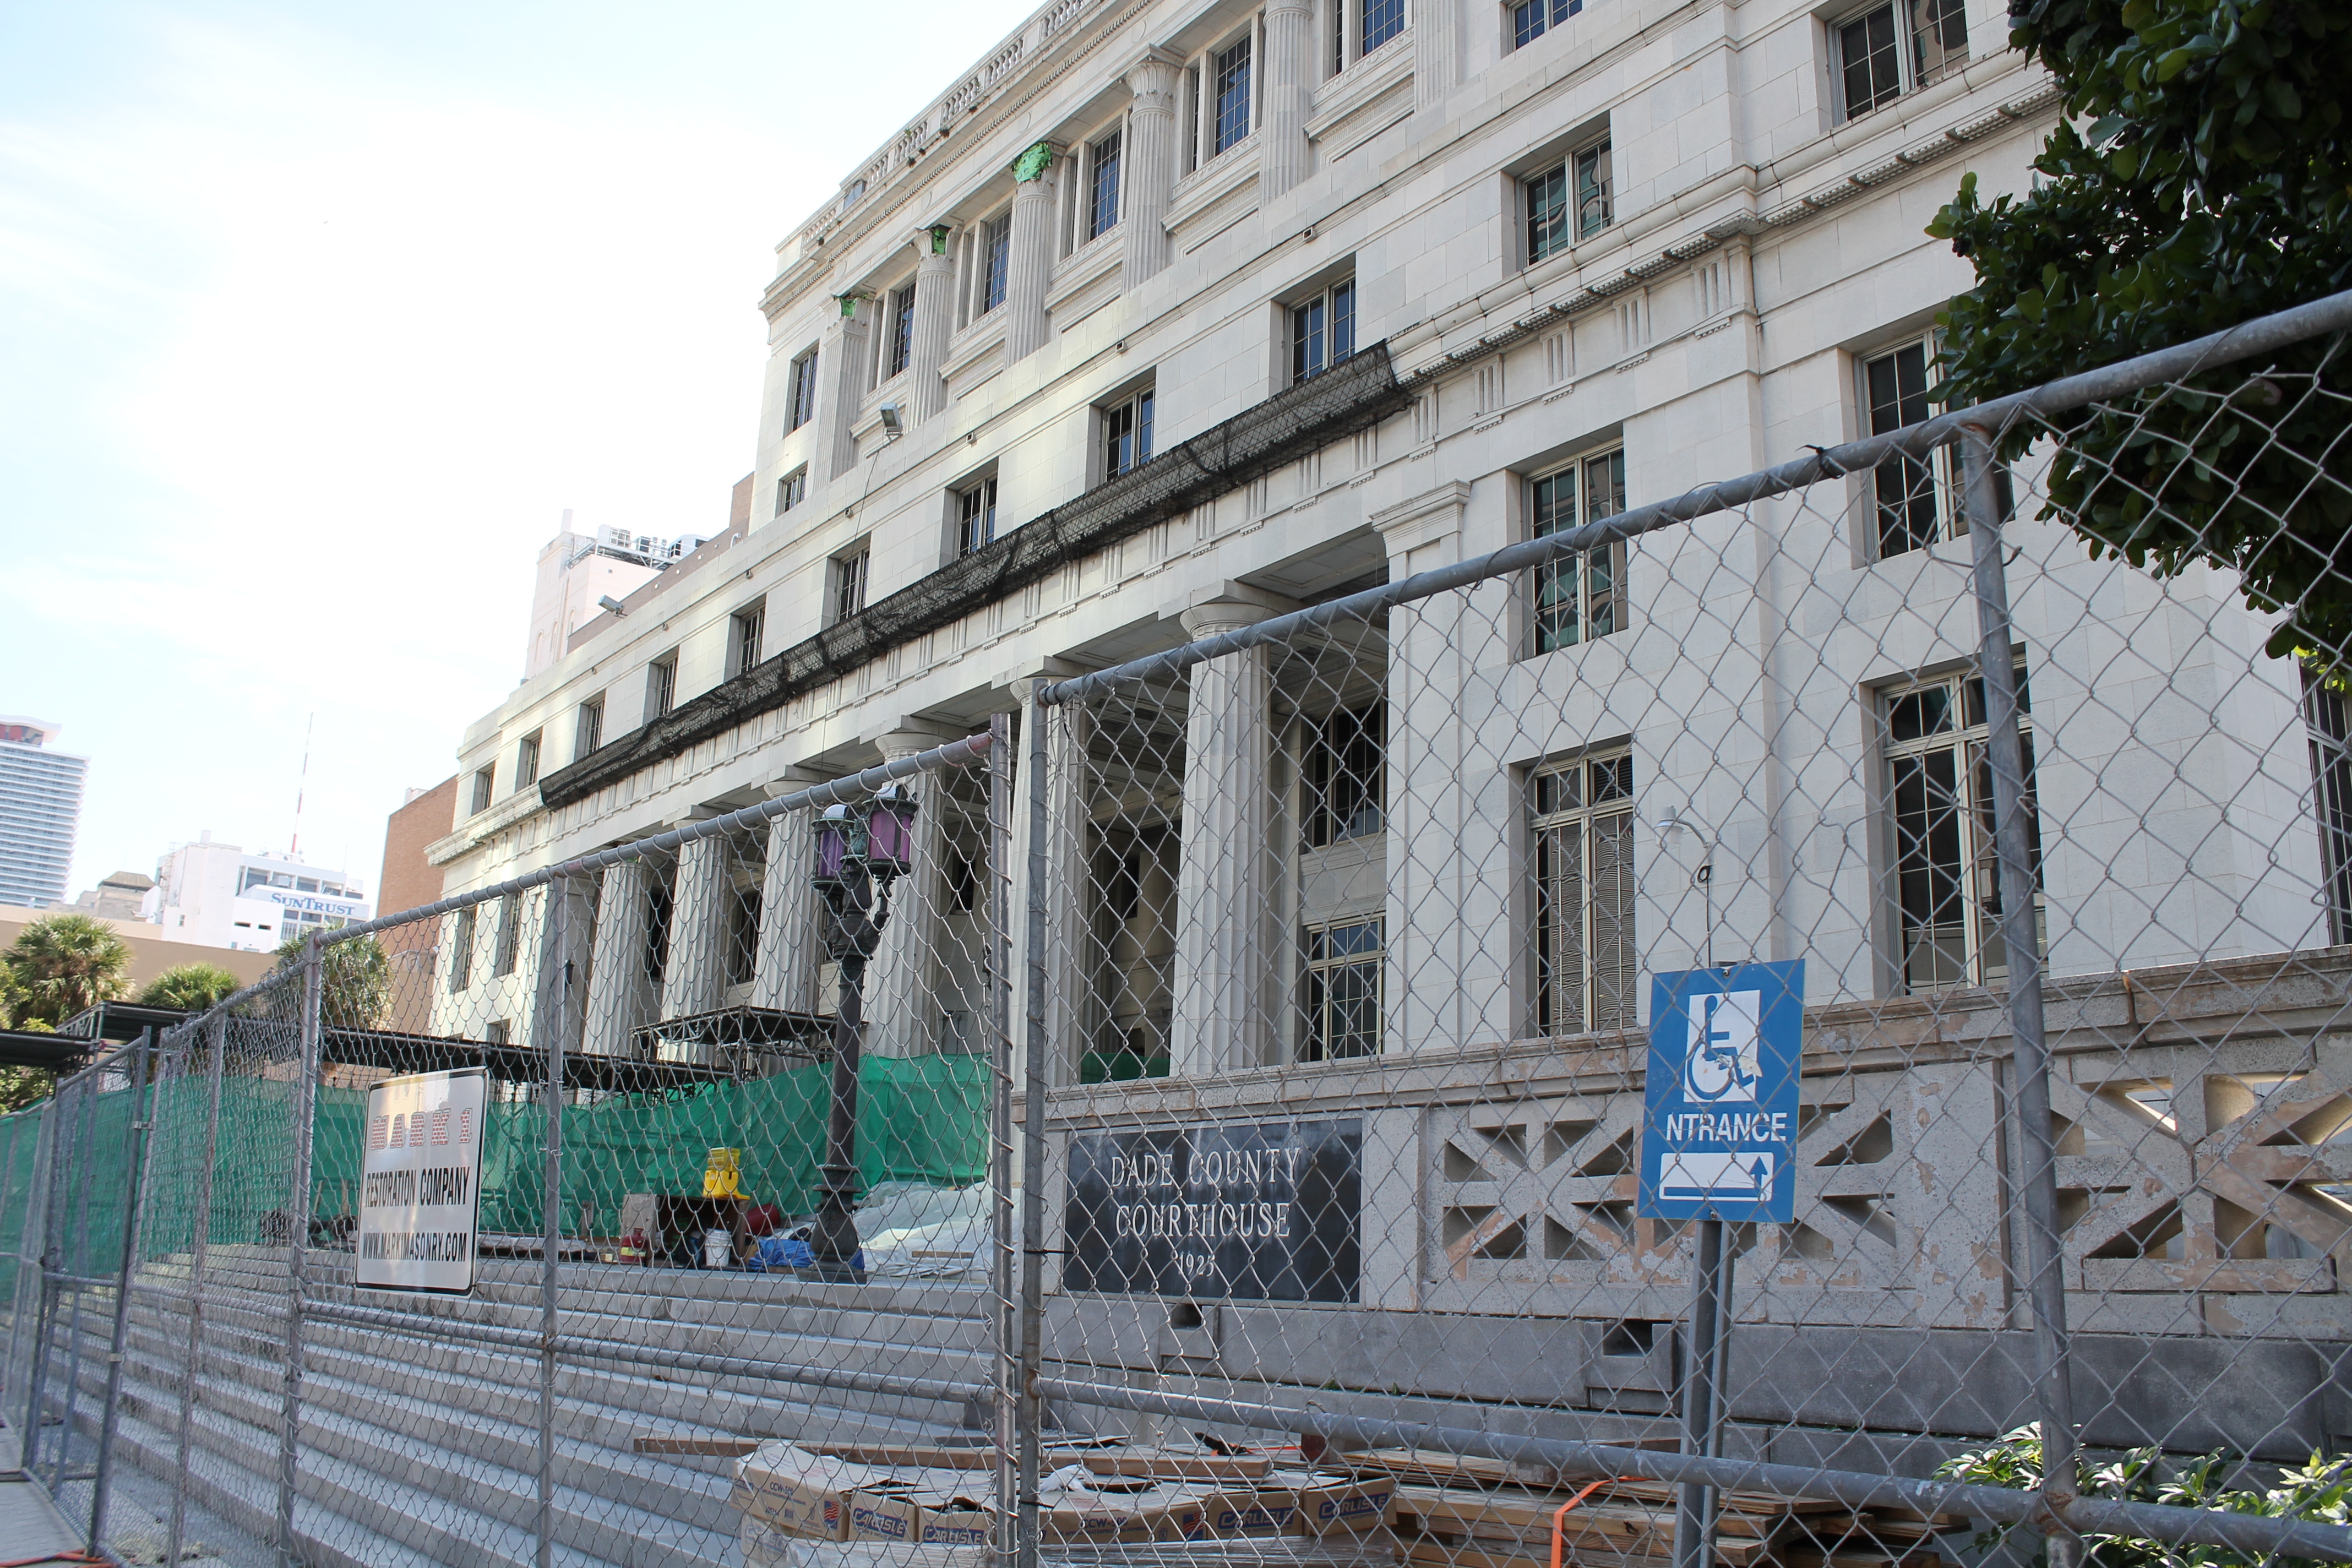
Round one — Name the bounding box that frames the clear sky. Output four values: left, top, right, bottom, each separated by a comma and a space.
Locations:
0, 0, 1030, 907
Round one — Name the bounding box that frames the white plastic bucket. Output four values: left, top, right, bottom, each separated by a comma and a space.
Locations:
704, 1228, 731, 1268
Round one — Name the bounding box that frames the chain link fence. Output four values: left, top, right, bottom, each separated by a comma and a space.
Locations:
8, 292, 2352, 1567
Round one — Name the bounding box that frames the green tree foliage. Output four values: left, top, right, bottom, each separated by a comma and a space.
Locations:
1929, 0, 2352, 668
3, 913, 133, 1028
270, 934, 391, 1030
1939, 1422, 2352, 1567
137, 961, 245, 1012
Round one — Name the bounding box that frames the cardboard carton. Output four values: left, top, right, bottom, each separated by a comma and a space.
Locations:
1199, 1479, 1308, 1537
1302, 1471, 1400, 1533
847, 1492, 924, 1544
732, 1441, 896, 1541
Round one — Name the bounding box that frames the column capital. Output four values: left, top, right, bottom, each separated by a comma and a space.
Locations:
1125, 50, 1184, 102
1175, 584, 1303, 641
1370, 481, 1471, 561
1011, 141, 1063, 183
1264, 0, 1315, 15
870, 722, 962, 764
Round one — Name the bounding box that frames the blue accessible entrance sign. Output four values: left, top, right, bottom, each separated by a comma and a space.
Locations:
1637, 961, 1804, 1222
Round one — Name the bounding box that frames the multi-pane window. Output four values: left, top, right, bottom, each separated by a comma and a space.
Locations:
832, 546, 870, 623
1292, 278, 1358, 383
2306, 673, 2352, 946
514, 731, 541, 791
958, 476, 998, 557
1836, 0, 1968, 120
1302, 918, 1383, 1061
1362, 0, 1405, 54
729, 600, 766, 678
1883, 670, 2042, 993
1512, 0, 1583, 49
1087, 129, 1123, 242
787, 347, 818, 432
1213, 36, 1254, 155
981, 214, 1011, 314
1533, 753, 1637, 1036
776, 466, 808, 517
1102, 388, 1155, 479
493, 894, 521, 978
470, 765, 495, 816
1525, 139, 1610, 265
646, 654, 678, 720
1864, 339, 1957, 557
884, 284, 916, 379
575, 694, 605, 759
449, 906, 477, 992
1306, 702, 1384, 847
1529, 448, 1629, 655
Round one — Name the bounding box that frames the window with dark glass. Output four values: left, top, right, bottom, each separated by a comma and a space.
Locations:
575, 694, 604, 759
493, 894, 520, 977
1837, 0, 1967, 121
832, 546, 869, 623
1512, 0, 1583, 49
1533, 753, 1637, 1035
1362, 0, 1404, 53
958, 476, 998, 557
646, 654, 677, 719
1527, 139, 1611, 265
1292, 277, 1358, 383
1102, 388, 1155, 478
449, 905, 476, 992
1214, 36, 1254, 154
2307, 672, 2352, 946
729, 600, 766, 678
982, 214, 1011, 313
1530, 448, 1629, 654
885, 284, 915, 379
787, 347, 819, 431
1302, 918, 1383, 1061
1087, 129, 1123, 241
776, 466, 807, 516
727, 879, 761, 989
471, 765, 494, 816
1306, 701, 1384, 846
1864, 340, 1952, 557
1883, 669, 2042, 993
514, 731, 541, 791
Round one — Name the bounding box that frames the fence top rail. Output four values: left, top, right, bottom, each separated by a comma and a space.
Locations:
1040, 284, 2352, 706
153, 728, 996, 1050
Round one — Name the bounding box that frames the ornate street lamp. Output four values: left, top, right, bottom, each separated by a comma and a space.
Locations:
806, 783, 918, 1281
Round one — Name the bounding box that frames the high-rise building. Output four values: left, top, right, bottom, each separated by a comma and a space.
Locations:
150, 834, 372, 952
0, 716, 89, 909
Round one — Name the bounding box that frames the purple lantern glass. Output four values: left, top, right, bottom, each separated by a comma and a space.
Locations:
814, 805, 854, 880
865, 788, 918, 876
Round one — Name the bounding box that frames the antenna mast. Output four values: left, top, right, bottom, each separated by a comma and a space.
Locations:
290, 712, 314, 858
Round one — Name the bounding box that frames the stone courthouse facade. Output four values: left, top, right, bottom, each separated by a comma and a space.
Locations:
424, 0, 2352, 1464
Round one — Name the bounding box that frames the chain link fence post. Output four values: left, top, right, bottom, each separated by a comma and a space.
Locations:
89, 1027, 161, 1556
17, 1075, 70, 1479
166, 1011, 228, 1568
1015, 684, 1054, 1568
52, 1072, 99, 1493
1963, 426, 2079, 1566
988, 710, 1020, 1563
537, 874, 577, 1568
277, 939, 325, 1562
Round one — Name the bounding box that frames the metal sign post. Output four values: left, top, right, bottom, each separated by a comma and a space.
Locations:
1640, 961, 1804, 1568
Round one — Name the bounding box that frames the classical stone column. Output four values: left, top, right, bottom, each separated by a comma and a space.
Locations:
1414, 0, 1457, 110
826, 295, 873, 479
1121, 56, 1182, 288
661, 832, 729, 1027
1005, 143, 1060, 362
1261, 0, 1317, 198
753, 787, 820, 1015
909, 228, 957, 421
1170, 599, 1282, 1077
530, 876, 595, 1063
581, 859, 650, 1058
867, 728, 954, 1057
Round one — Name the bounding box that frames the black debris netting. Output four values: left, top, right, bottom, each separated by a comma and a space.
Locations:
539, 342, 1411, 810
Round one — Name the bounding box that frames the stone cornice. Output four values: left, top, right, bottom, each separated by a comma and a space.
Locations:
426, 784, 544, 868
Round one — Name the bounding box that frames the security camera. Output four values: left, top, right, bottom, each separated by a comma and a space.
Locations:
877, 402, 904, 438
598, 595, 628, 616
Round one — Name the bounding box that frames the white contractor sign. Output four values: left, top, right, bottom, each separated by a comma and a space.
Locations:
355, 1067, 487, 1294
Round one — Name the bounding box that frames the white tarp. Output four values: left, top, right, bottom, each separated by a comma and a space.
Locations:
355, 1066, 487, 1294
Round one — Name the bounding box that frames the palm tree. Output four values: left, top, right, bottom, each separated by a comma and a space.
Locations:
4, 913, 133, 1028
270, 933, 391, 1030
138, 962, 244, 1012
